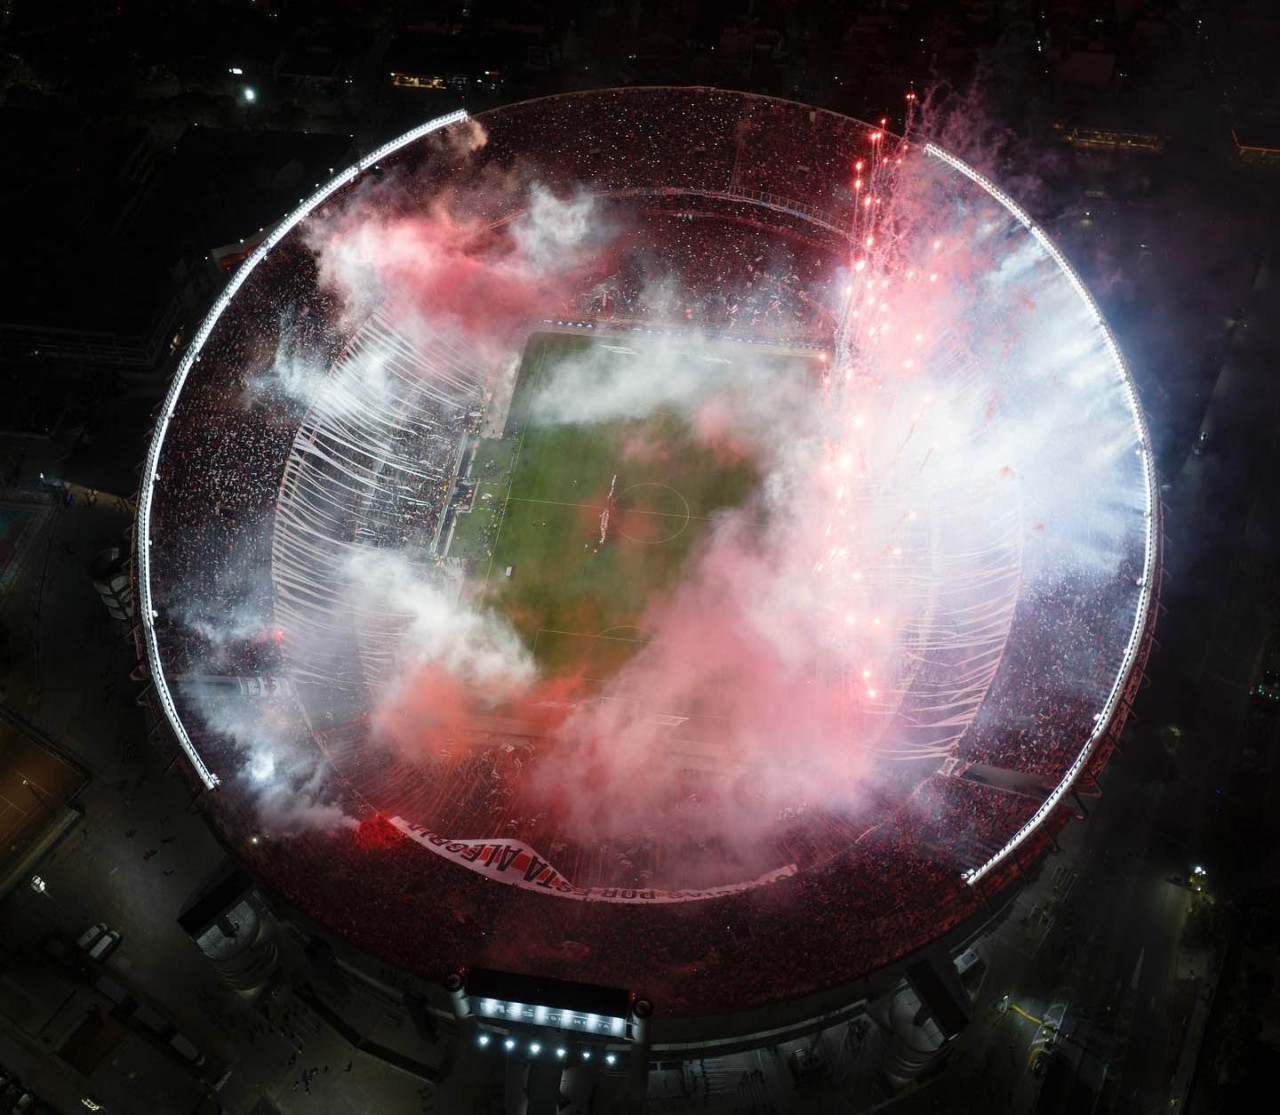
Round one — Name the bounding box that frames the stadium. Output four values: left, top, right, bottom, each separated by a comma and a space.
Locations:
133, 88, 1159, 1057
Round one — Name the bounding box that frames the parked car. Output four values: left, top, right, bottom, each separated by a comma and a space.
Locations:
76, 923, 106, 950
88, 928, 121, 963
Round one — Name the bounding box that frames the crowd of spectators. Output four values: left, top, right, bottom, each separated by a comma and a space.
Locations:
906, 774, 1041, 867
144, 238, 338, 689
382, 89, 885, 341
295, 360, 475, 558
391, 88, 885, 242
567, 204, 839, 340
353, 408, 468, 550
959, 547, 1148, 779
145, 89, 885, 725
731, 96, 882, 217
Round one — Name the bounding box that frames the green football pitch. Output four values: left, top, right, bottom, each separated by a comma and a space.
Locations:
449, 333, 805, 684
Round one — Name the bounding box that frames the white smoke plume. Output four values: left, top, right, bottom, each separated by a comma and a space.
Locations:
185, 683, 357, 835
348, 548, 535, 688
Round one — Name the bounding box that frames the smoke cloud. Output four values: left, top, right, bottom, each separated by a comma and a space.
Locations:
186, 105, 1150, 889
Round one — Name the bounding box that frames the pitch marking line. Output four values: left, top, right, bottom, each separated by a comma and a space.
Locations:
506, 494, 711, 522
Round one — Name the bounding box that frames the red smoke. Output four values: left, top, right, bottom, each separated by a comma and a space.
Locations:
311, 158, 614, 360
522, 514, 879, 848
373, 661, 584, 765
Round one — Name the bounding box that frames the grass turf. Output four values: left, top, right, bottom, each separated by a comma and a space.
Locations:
453, 333, 764, 681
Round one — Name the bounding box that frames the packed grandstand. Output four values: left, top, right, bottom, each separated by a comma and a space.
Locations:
134, 88, 1159, 1016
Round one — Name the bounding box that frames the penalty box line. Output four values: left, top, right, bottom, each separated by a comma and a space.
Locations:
535, 627, 648, 645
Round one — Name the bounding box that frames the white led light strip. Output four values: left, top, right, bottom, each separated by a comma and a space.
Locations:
136, 110, 470, 790
923, 143, 1159, 887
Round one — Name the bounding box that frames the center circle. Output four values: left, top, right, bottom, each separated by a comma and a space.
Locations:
615, 482, 692, 544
